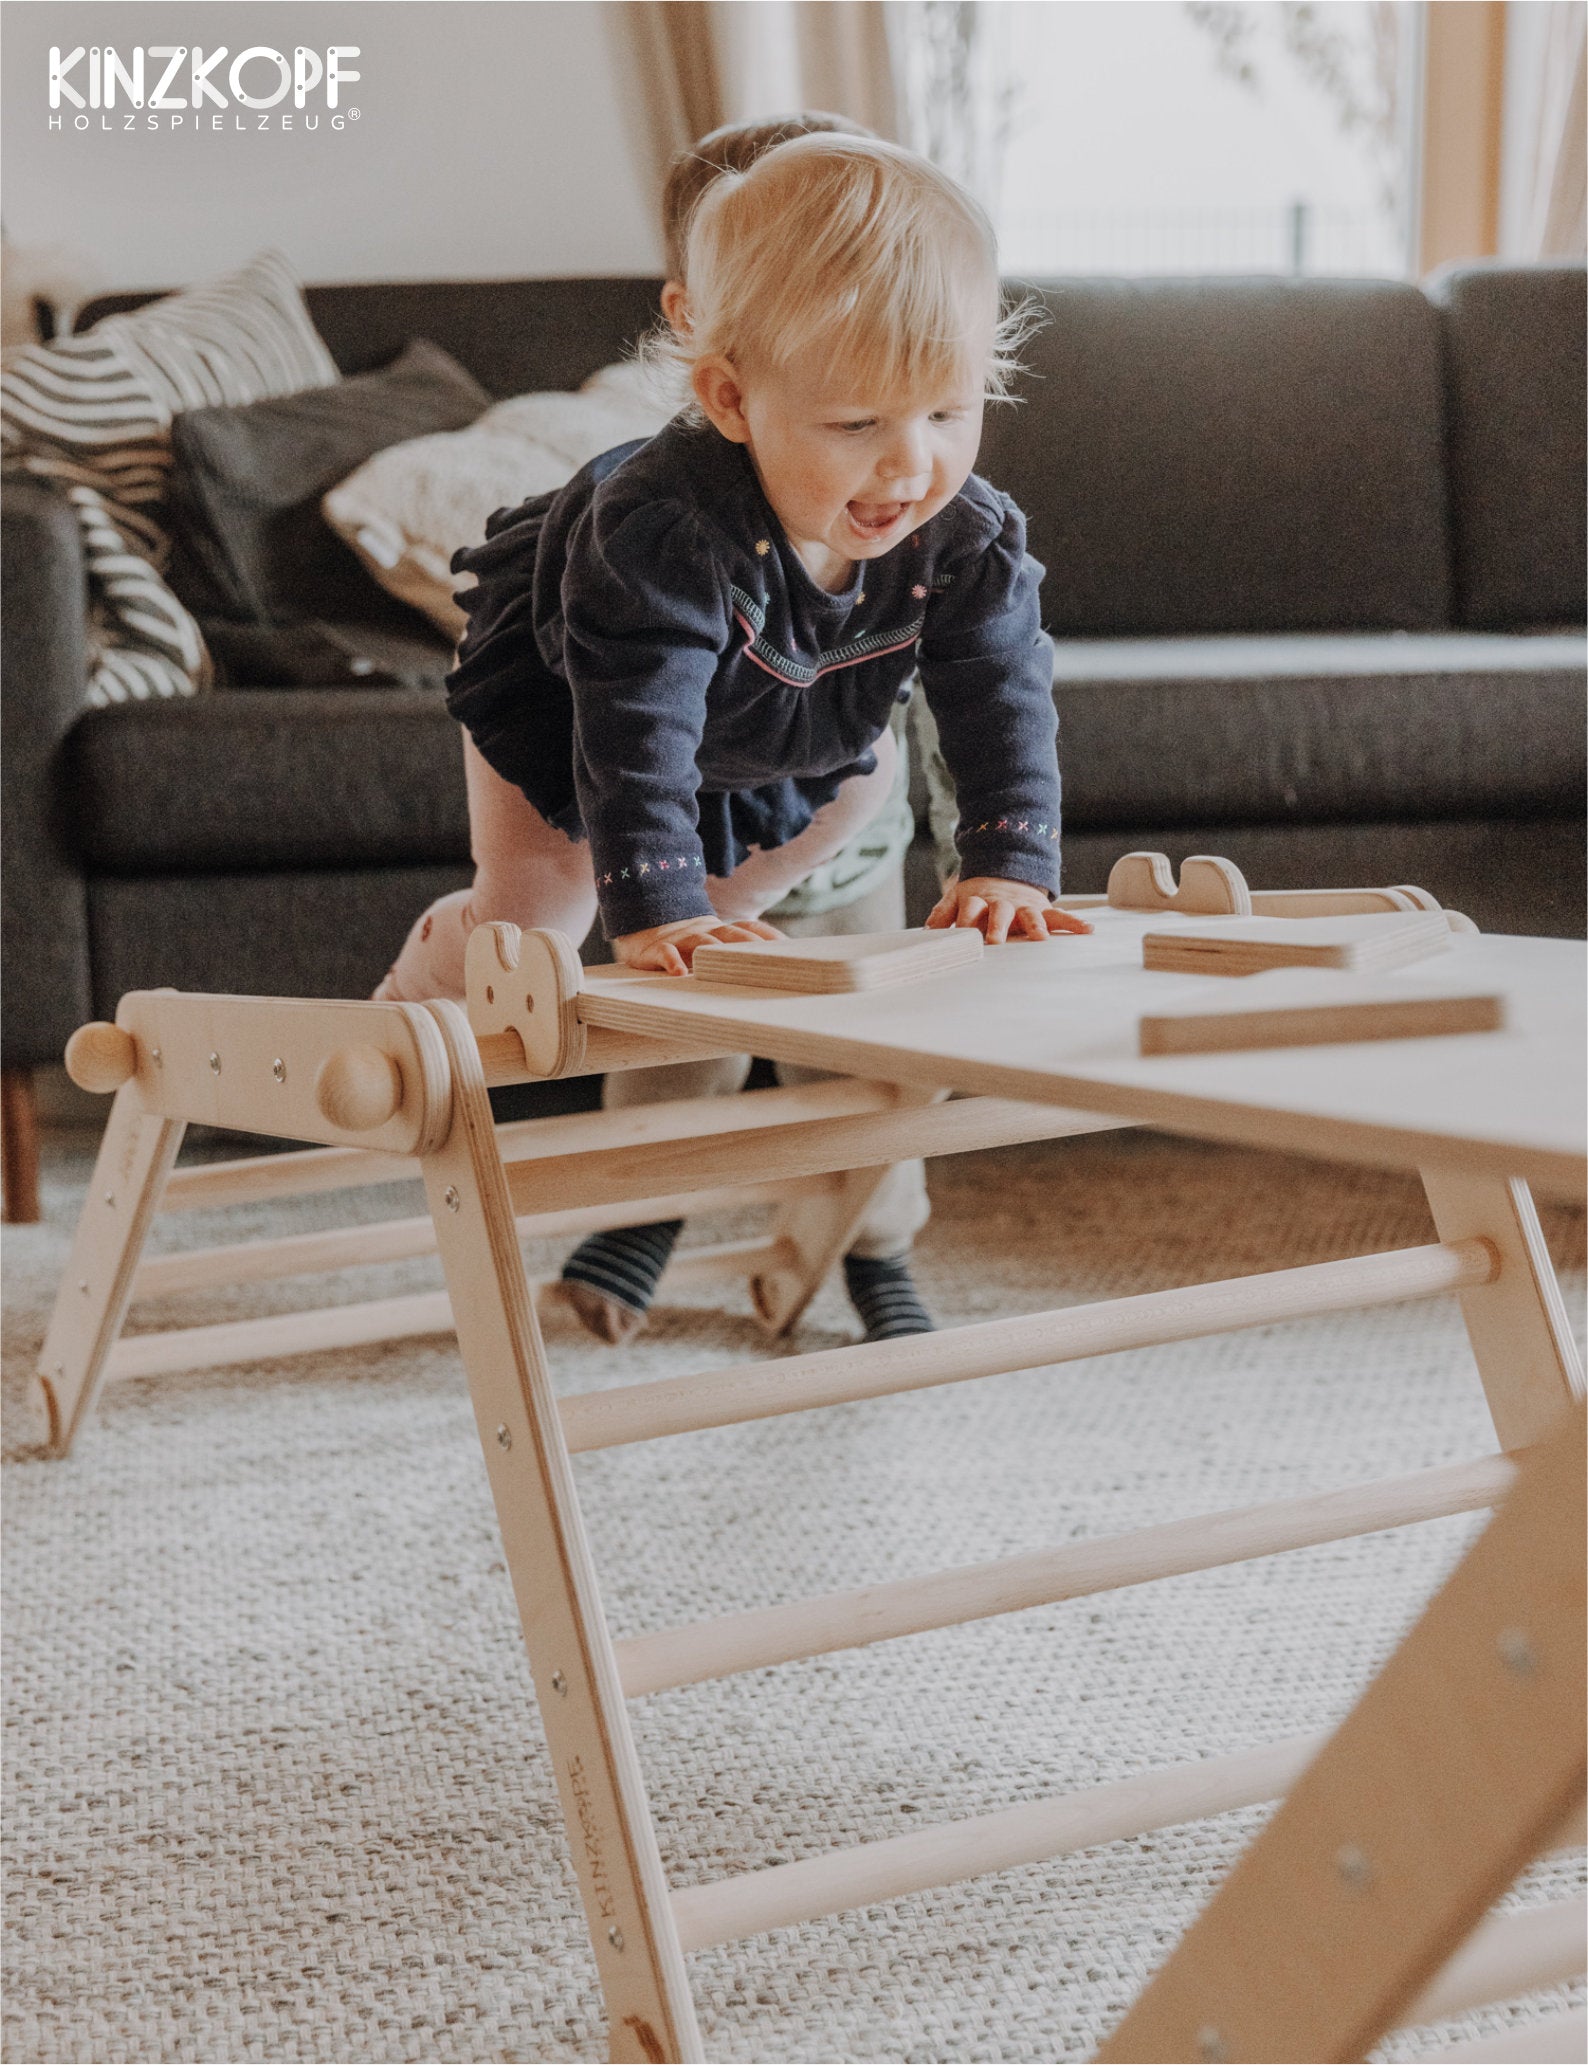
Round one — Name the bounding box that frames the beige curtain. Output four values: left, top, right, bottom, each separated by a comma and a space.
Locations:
1507, 0, 1586, 258
616, 0, 905, 211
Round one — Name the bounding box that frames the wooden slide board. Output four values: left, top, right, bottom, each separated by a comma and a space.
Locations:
1142, 912, 1452, 979
571, 924, 1586, 1201
1138, 970, 1505, 1057
689, 928, 984, 994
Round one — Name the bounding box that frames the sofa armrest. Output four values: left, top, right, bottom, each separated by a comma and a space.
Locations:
2, 474, 94, 1066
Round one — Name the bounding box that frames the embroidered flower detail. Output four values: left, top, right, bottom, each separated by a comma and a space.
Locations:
677, 856, 689, 867
1048, 828, 1060, 840
997, 817, 1009, 830
638, 862, 650, 875
856, 590, 865, 604
601, 873, 613, 886
912, 583, 928, 599
659, 859, 671, 871
1016, 821, 1028, 832
1035, 824, 1048, 836
755, 539, 770, 555
621, 867, 631, 879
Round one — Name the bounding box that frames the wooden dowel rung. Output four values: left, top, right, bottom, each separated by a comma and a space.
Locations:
106, 1288, 456, 1380
161, 1141, 413, 1212
615, 1451, 1518, 1695
670, 1733, 1322, 1952
660, 1237, 789, 1287
134, 1214, 439, 1297
1411, 2007, 1588, 2063
561, 1238, 1498, 1453
131, 1182, 809, 1300
1400, 1897, 1587, 2028
111, 1231, 784, 1379
152, 1078, 935, 1214
506, 1094, 1121, 1220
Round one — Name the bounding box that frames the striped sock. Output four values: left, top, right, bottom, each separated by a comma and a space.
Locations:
561, 1221, 684, 1318
843, 1252, 934, 1344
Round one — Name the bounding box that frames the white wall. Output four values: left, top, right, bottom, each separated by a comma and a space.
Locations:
0, 1, 665, 294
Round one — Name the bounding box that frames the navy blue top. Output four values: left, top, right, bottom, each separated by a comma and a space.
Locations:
445, 414, 1062, 939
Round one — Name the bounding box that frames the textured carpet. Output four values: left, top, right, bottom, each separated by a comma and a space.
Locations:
4, 1126, 1584, 2065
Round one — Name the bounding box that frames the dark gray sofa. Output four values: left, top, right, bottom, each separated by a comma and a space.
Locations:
3, 265, 1584, 1216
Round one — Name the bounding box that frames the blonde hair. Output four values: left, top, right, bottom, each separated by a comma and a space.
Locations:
652, 134, 1036, 408
660, 112, 871, 283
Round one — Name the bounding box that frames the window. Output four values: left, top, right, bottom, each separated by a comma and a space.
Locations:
980, 1, 1419, 277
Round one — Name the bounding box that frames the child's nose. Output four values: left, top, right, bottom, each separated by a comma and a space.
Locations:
878, 432, 932, 494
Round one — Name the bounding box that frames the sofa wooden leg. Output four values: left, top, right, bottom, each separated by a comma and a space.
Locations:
2, 1067, 41, 1224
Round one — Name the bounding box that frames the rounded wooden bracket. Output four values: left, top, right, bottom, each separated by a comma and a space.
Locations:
465, 923, 587, 1078
1108, 851, 1253, 917
64, 1021, 138, 1093
314, 1045, 404, 1133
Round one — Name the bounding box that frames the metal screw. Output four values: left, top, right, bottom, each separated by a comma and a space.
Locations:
607, 1925, 625, 1952
1196, 2028, 1228, 2062
443, 1185, 460, 1213
1335, 1844, 1373, 1891
550, 1671, 568, 1697
150, 1046, 163, 1067
271, 1058, 287, 1084
208, 1052, 222, 1075
495, 1424, 512, 1450
103, 1193, 115, 1208
78, 1280, 90, 1296
1498, 1627, 1537, 1677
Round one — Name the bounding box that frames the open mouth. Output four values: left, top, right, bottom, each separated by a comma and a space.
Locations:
845, 500, 909, 539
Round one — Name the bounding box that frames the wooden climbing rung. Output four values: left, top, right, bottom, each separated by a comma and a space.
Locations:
612, 1451, 1518, 1696
670, 1733, 1323, 1952
557, 1239, 1498, 1453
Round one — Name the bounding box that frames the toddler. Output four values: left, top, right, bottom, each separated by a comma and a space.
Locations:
377, 133, 1090, 1322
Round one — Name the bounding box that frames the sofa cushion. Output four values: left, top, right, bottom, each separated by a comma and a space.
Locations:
321, 359, 672, 638
168, 338, 490, 625
68, 684, 469, 874
70, 630, 1584, 878
1052, 631, 1586, 828
981, 278, 1451, 636
4, 248, 337, 705
1425, 263, 1587, 629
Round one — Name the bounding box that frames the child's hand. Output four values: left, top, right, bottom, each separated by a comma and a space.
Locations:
925, 876, 1094, 944
614, 915, 783, 976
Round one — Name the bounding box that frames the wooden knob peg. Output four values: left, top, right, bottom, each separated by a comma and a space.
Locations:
64, 1022, 138, 1093
314, 1045, 403, 1132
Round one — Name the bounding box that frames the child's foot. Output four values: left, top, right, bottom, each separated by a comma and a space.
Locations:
558, 1221, 683, 1343
843, 1252, 934, 1344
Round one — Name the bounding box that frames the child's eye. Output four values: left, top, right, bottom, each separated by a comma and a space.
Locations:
830, 419, 876, 434
931, 408, 968, 424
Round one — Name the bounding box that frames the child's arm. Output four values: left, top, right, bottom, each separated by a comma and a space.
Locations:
561, 499, 735, 951
916, 494, 1084, 941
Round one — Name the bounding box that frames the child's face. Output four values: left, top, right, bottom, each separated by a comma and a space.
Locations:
696, 345, 987, 571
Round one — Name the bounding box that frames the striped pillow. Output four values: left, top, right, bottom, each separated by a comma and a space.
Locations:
1, 249, 337, 706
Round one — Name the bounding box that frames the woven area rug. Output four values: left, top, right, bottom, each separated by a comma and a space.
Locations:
4, 1126, 1584, 2064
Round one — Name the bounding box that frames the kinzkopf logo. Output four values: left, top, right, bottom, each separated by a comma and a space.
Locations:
48, 46, 362, 130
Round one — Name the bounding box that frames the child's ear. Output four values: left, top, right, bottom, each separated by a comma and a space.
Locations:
691, 355, 752, 444
660, 280, 689, 334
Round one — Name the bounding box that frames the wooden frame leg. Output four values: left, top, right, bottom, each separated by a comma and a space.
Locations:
750, 1164, 891, 1335
1098, 1396, 1587, 2064
750, 1086, 946, 1335
2, 1065, 41, 1224
34, 1082, 184, 1456
420, 1001, 701, 2065
1421, 1172, 1584, 1449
